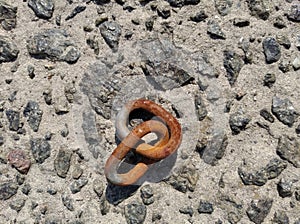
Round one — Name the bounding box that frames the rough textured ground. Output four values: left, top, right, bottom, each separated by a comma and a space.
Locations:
0, 0, 300, 223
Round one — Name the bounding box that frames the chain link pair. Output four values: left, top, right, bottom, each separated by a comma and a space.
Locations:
104, 99, 182, 186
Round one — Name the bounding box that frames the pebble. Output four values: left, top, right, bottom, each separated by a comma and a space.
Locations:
198, 200, 214, 214
124, 201, 147, 224
140, 184, 154, 205
70, 177, 88, 194
273, 16, 287, 29
190, 10, 208, 22
292, 57, 300, 70
60, 124, 69, 137
43, 89, 53, 105
260, 108, 275, 123
247, 0, 271, 20
277, 178, 293, 198
194, 93, 208, 121
296, 124, 300, 134
207, 20, 226, 40
145, 16, 155, 31
0, 36, 19, 62
100, 197, 110, 215
215, 0, 232, 16
54, 96, 70, 114
93, 178, 104, 198
0, 1, 17, 30
276, 34, 291, 49
263, 37, 281, 63
23, 101, 43, 132
296, 35, 300, 50
27, 29, 81, 63
179, 206, 194, 217
223, 50, 244, 86
9, 198, 26, 212
30, 138, 51, 164
276, 135, 300, 168
229, 109, 251, 134
273, 210, 289, 224
7, 149, 31, 174
61, 192, 75, 211
279, 59, 292, 73
200, 130, 228, 165
28, 0, 54, 19
64, 82, 76, 103
246, 198, 273, 224
233, 17, 250, 27
238, 158, 287, 186
295, 187, 300, 201
272, 96, 298, 127
157, 3, 171, 19
167, 0, 200, 7
72, 165, 83, 179
16, 173, 25, 185
86, 35, 100, 55
0, 182, 18, 200
99, 21, 122, 52
54, 148, 72, 178
27, 65, 35, 79
65, 5, 86, 21
21, 183, 31, 195
6, 109, 20, 131
287, 4, 300, 22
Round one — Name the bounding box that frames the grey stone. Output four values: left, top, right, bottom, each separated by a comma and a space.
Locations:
28, 0, 54, 19
7, 149, 31, 174
157, 3, 171, 19
295, 187, 300, 201
190, 10, 208, 22
293, 57, 300, 70
215, 0, 232, 16
0, 1, 17, 30
273, 211, 289, 224
23, 101, 43, 132
260, 108, 275, 123
54, 97, 70, 114
72, 165, 83, 179
61, 192, 74, 211
100, 197, 110, 215
296, 35, 300, 50
140, 184, 154, 205
145, 16, 155, 31
238, 158, 287, 186
233, 17, 250, 27
86, 35, 100, 55
200, 130, 228, 166
54, 148, 72, 178
124, 201, 147, 224
229, 109, 251, 134
166, 0, 200, 7
272, 96, 298, 127
179, 206, 194, 217
0, 182, 18, 200
99, 21, 122, 52
247, 0, 271, 20
16, 174, 25, 185
276, 34, 291, 49
6, 109, 20, 131
223, 50, 244, 86
27, 65, 35, 79
277, 178, 293, 198
70, 177, 88, 194
276, 135, 300, 168
207, 20, 226, 40
194, 93, 207, 121
60, 124, 69, 137
21, 183, 31, 195
274, 16, 286, 29
65, 5, 86, 21
279, 59, 292, 73
30, 138, 51, 163
263, 37, 281, 63
9, 198, 26, 212
43, 89, 52, 105
263, 73, 276, 87
0, 36, 19, 62
246, 198, 273, 224
27, 29, 81, 63
93, 178, 104, 198
287, 4, 300, 22
296, 124, 300, 134
198, 201, 214, 214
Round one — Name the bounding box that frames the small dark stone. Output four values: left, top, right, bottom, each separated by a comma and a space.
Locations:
296, 124, 300, 134
9, 198, 26, 212
279, 59, 292, 73
277, 178, 293, 198
47, 188, 57, 195
43, 89, 52, 105
7, 149, 31, 174
56, 15, 61, 25
195, 93, 207, 121
223, 50, 244, 86
99, 21, 121, 52
190, 10, 208, 22
0, 1, 17, 30
274, 16, 287, 29
70, 177, 88, 194
0, 182, 18, 200
263, 73, 276, 87
233, 17, 250, 27
215, 0, 232, 16
140, 184, 154, 205
229, 109, 251, 134
157, 3, 171, 19
295, 187, 300, 201
246, 198, 273, 224
54, 148, 72, 178
167, 0, 200, 7
27, 29, 81, 63
30, 138, 51, 164
145, 16, 155, 31
21, 183, 31, 195
124, 201, 147, 224
260, 108, 275, 123
198, 200, 214, 214
272, 96, 298, 127
276, 34, 291, 49
207, 20, 226, 40
65, 5, 86, 21
0, 36, 19, 62
262, 37, 281, 63
152, 212, 162, 222
273, 210, 289, 224
27, 65, 35, 79
60, 124, 69, 137
6, 109, 20, 131
246, 0, 271, 20
28, 0, 54, 19
61, 192, 74, 211
287, 4, 300, 22
276, 135, 300, 168
179, 206, 194, 217
23, 101, 43, 132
